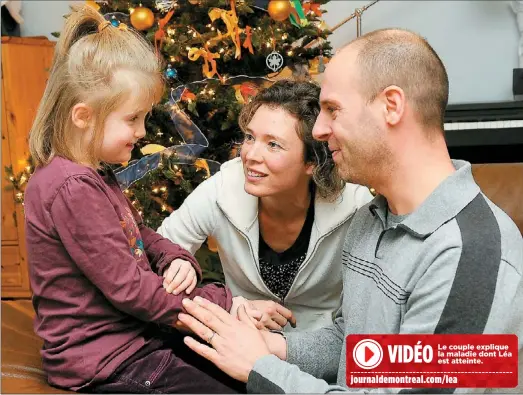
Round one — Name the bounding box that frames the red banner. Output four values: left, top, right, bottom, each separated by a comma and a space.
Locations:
346, 334, 518, 388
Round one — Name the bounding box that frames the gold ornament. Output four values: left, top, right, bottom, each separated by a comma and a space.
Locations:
267, 0, 292, 22
130, 6, 155, 31
188, 0, 200, 4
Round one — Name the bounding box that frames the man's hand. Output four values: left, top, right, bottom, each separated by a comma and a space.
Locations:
163, 259, 197, 295
179, 297, 271, 383
260, 330, 288, 360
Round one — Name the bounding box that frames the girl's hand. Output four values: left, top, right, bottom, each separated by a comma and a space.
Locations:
163, 259, 197, 295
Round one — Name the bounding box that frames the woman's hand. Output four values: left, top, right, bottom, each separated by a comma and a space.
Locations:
230, 296, 264, 329
162, 259, 198, 295
248, 300, 297, 330
231, 297, 297, 331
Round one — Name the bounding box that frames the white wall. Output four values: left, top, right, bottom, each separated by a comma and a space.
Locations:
322, 1, 519, 104
19, 1, 83, 40
17, 0, 520, 104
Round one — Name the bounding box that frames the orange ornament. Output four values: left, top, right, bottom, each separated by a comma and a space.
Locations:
267, 0, 292, 22
130, 6, 155, 31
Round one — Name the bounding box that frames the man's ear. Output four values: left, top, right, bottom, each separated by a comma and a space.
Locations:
380, 85, 405, 126
71, 103, 93, 129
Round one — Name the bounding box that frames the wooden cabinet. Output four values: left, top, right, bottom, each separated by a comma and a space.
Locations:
1, 37, 54, 298
472, 163, 523, 235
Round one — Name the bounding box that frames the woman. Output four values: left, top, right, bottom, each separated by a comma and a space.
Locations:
158, 80, 373, 331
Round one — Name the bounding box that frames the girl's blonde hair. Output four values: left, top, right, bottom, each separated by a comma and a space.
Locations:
29, 5, 164, 168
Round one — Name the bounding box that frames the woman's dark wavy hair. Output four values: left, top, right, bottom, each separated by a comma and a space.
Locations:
238, 79, 344, 201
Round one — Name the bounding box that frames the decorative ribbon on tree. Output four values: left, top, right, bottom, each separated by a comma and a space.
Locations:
181, 89, 197, 102
233, 82, 259, 104
208, 0, 242, 59
229, 0, 242, 59
243, 26, 254, 54
289, 0, 308, 27
154, 9, 175, 54
303, 1, 322, 16
103, 12, 130, 26
114, 85, 220, 190
188, 47, 221, 78
155, 0, 177, 13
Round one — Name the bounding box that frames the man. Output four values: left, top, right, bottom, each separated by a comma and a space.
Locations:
178, 28, 523, 393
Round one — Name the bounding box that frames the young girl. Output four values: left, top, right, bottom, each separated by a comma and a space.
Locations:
25, 5, 244, 393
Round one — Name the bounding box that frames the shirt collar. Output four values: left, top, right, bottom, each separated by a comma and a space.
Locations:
368, 160, 480, 238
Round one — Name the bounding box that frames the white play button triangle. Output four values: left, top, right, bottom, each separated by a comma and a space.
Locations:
353, 339, 383, 370
365, 345, 375, 363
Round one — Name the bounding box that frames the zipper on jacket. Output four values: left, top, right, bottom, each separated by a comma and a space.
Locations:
282, 214, 354, 305
281, 230, 330, 306
219, 209, 282, 303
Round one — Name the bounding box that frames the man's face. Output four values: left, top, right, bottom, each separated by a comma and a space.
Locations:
312, 49, 391, 187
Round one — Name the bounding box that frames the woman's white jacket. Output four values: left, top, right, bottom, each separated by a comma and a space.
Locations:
157, 158, 373, 331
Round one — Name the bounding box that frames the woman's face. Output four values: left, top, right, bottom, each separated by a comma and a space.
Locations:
240, 105, 313, 198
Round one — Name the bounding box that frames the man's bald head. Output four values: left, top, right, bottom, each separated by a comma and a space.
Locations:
341, 28, 449, 131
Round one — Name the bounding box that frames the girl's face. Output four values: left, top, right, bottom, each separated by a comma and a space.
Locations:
240, 105, 313, 198
100, 97, 150, 164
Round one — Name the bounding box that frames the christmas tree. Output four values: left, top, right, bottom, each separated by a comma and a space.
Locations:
7, 0, 333, 282
99, 0, 333, 280
91, 0, 332, 227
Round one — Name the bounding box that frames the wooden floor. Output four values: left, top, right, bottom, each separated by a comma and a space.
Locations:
1, 299, 71, 394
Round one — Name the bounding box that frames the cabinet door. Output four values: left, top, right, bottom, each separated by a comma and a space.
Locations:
1, 246, 23, 288
1, 81, 18, 242
2, 39, 54, 175
1, 60, 27, 296
472, 163, 523, 235
1, 38, 54, 298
